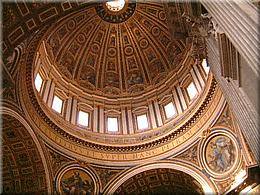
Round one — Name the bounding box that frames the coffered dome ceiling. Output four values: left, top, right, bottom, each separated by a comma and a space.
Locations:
44, 2, 188, 97
19, 1, 219, 164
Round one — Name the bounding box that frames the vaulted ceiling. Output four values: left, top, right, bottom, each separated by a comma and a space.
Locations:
115, 168, 203, 194
2, 115, 47, 194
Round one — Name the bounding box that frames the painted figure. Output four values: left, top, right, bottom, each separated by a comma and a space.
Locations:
61, 171, 93, 195
208, 136, 234, 173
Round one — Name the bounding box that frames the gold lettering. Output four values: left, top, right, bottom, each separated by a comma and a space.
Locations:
145, 150, 152, 156
171, 140, 176, 148
73, 145, 82, 153
186, 130, 192, 137
138, 152, 145, 159
176, 138, 181, 145
132, 153, 138, 160
111, 154, 118, 160
162, 144, 170, 152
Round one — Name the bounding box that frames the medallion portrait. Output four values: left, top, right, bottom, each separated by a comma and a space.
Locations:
205, 135, 236, 173
59, 169, 94, 195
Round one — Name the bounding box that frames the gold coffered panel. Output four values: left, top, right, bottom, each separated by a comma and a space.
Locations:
45, 2, 187, 97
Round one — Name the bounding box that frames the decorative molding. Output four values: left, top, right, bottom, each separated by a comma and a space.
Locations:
46, 147, 73, 176
103, 160, 217, 194
176, 143, 199, 166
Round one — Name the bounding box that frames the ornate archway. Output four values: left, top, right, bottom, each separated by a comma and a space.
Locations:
1, 107, 52, 194
103, 160, 217, 194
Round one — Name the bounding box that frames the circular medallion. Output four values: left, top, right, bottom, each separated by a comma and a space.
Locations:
91, 44, 100, 53
77, 33, 86, 44
95, 1, 136, 24
199, 128, 241, 179
152, 26, 160, 37
67, 19, 76, 30
124, 46, 133, 55
205, 135, 236, 173
140, 38, 149, 49
108, 47, 117, 57
56, 166, 98, 195
159, 11, 166, 21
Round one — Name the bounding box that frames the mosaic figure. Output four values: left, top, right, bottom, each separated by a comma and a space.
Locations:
60, 170, 94, 195
207, 136, 235, 173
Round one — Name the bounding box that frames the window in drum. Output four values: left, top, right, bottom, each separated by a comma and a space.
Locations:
187, 82, 198, 100
77, 110, 89, 127
35, 73, 43, 92
137, 114, 149, 130
202, 59, 210, 74
164, 102, 177, 119
107, 117, 119, 132
52, 95, 63, 114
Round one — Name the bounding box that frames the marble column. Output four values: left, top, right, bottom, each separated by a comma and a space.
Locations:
153, 100, 163, 127
65, 97, 72, 122
127, 107, 134, 134
70, 98, 77, 125
99, 106, 104, 133
201, 0, 259, 77
148, 101, 157, 129
172, 88, 183, 114
176, 86, 187, 110
190, 68, 202, 92
193, 65, 205, 87
206, 36, 259, 163
92, 105, 98, 132
121, 107, 128, 135
47, 81, 55, 107
42, 79, 51, 102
